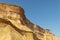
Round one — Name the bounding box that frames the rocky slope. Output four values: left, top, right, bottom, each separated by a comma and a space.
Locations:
0, 3, 59, 40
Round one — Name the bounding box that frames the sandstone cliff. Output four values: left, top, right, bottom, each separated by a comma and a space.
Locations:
0, 3, 59, 40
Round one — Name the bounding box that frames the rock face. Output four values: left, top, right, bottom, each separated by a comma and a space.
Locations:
0, 3, 60, 40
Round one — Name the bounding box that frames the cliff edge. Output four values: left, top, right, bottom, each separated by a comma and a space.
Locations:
0, 3, 59, 40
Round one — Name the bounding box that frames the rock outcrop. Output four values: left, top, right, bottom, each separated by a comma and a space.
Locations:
0, 3, 60, 40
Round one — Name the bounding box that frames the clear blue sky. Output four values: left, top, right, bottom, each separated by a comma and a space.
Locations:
0, 0, 60, 36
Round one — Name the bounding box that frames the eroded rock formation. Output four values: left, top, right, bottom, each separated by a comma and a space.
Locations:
0, 3, 60, 40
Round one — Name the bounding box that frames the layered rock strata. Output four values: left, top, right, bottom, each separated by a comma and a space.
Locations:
0, 3, 59, 40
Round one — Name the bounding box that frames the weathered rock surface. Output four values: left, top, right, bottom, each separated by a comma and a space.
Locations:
0, 3, 60, 40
